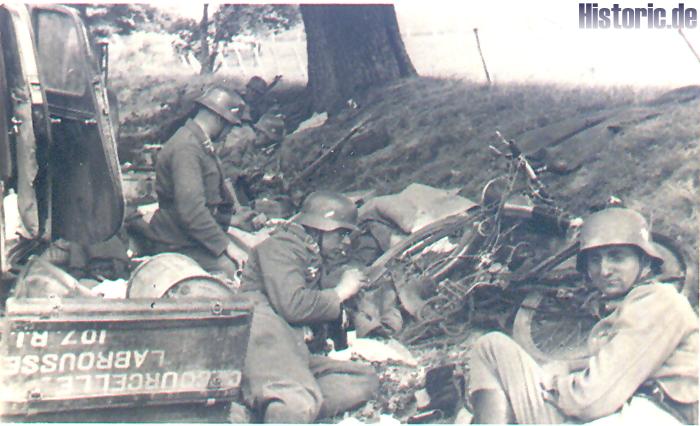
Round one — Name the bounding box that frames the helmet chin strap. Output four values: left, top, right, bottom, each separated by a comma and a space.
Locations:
621, 256, 653, 295
318, 231, 326, 254
303, 226, 322, 245
635, 259, 653, 284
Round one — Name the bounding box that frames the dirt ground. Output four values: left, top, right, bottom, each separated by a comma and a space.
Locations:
115, 73, 699, 422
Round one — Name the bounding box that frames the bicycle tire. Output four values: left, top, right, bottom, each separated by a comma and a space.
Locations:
365, 209, 486, 344
512, 232, 694, 363
368, 211, 478, 274
512, 291, 595, 363
649, 232, 697, 305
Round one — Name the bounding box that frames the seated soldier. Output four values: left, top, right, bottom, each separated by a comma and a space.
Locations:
148, 87, 249, 278
239, 191, 379, 423
468, 207, 698, 424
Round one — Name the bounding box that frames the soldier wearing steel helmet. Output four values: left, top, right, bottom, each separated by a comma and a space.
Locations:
148, 86, 249, 278
242, 75, 282, 123
467, 207, 698, 424
238, 191, 379, 423
218, 111, 287, 205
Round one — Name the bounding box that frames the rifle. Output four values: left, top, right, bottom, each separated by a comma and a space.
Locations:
288, 117, 370, 188
266, 75, 282, 93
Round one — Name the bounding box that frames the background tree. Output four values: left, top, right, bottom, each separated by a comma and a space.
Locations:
300, 4, 417, 113
74, 4, 167, 39
170, 4, 300, 75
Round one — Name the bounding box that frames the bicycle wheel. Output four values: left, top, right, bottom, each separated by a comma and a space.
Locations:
369, 210, 482, 317
650, 232, 697, 305
512, 232, 694, 363
512, 289, 596, 363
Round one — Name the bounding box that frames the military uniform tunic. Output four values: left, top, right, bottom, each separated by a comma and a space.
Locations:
469, 282, 698, 424
149, 119, 235, 274
240, 222, 379, 423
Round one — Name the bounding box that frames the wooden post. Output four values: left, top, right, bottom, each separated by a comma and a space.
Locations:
0, 181, 6, 274
678, 28, 700, 65
473, 28, 491, 85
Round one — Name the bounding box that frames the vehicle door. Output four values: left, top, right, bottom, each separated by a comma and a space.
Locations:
0, 4, 54, 273
30, 5, 123, 245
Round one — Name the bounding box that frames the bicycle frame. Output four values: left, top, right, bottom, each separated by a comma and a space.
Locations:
397, 132, 587, 344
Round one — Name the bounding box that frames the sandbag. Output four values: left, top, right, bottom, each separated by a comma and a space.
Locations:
359, 183, 477, 234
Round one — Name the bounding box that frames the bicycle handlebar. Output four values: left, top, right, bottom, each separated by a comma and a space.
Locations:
495, 130, 553, 203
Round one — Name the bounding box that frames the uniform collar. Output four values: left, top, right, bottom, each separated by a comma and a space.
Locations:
593, 278, 659, 317
185, 119, 215, 155
275, 222, 320, 255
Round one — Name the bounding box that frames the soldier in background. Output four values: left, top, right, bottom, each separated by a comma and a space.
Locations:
242, 75, 282, 124
218, 112, 286, 207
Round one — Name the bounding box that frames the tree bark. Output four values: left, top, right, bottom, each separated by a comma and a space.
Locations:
198, 4, 216, 75
301, 4, 416, 113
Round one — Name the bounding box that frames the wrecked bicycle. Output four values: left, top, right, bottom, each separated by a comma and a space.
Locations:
367, 131, 695, 363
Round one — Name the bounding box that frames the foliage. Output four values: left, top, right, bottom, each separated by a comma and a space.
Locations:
169, 4, 301, 74
74, 4, 170, 39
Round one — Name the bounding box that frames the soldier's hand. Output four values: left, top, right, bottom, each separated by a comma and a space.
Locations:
225, 242, 249, 269
251, 212, 268, 230
334, 268, 367, 302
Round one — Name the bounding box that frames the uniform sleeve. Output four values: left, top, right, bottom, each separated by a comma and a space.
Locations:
171, 145, 230, 255
554, 285, 692, 420
256, 238, 341, 324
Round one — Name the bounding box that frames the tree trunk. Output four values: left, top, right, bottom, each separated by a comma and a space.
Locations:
301, 4, 416, 113
198, 4, 216, 75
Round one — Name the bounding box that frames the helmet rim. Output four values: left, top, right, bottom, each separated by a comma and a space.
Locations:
295, 191, 359, 232
575, 208, 664, 272
195, 87, 245, 125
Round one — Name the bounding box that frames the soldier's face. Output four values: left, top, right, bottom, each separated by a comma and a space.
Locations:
210, 116, 228, 140
320, 228, 353, 262
585, 245, 643, 298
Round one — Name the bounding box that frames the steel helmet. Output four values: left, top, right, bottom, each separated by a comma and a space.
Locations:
195, 87, 246, 125
246, 76, 268, 95
576, 207, 664, 272
14, 256, 94, 298
295, 191, 359, 232
255, 113, 285, 144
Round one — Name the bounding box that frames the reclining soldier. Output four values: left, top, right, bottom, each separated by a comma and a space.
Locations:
468, 207, 698, 424
148, 87, 249, 278
239, 191, 379, 423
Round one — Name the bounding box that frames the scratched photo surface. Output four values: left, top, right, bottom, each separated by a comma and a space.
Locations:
0, 1, 698, 424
